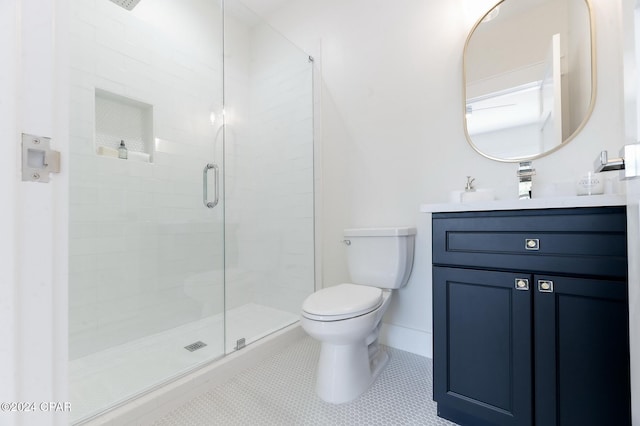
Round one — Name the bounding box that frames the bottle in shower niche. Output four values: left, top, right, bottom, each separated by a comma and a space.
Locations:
118, 140, 128, 159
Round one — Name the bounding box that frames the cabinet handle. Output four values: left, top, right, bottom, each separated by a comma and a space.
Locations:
525, 238, 540, 250
515, 278, 529, 290
538, 280, 554, 293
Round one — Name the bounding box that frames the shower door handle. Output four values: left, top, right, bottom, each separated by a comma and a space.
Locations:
203, 163, 219, 208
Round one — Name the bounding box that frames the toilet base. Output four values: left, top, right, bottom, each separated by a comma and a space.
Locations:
315, 338, 389, 404
370, 344, 389, 383
301, 289, 394, 404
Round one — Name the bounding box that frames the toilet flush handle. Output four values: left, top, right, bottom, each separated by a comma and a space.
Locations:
342, 239, 351, 246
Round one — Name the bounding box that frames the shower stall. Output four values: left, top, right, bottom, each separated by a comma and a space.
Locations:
67, 0, 315, 422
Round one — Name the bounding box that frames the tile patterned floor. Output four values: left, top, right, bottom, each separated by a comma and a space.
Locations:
153, 336, 458, 425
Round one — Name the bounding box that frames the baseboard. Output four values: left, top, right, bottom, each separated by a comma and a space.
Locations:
379, 323, 432, 358
81, 323, 306, 426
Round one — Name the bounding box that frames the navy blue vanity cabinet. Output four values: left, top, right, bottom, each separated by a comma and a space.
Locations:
432, 207, 630, 426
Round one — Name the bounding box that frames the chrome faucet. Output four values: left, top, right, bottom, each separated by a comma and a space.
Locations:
517, 161, 536, 199
465, 176, 476, 192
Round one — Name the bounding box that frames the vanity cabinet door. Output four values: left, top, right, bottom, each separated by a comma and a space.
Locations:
433, 266, 532, 426
534, 275, 631, 426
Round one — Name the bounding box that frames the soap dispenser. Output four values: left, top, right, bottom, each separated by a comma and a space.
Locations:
118, 140, 128, 159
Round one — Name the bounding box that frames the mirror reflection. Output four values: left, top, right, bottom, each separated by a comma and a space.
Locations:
463, 0, 595, 161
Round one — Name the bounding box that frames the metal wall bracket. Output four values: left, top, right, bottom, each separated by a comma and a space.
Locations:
22, 133, 60, 183
235, 338, 246, 350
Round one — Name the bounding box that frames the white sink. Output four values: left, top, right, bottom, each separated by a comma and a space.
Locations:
450, 188, 495, 203
460, 189, 495, 203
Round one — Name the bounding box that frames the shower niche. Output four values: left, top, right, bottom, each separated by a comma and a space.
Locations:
94, 88, 154, 162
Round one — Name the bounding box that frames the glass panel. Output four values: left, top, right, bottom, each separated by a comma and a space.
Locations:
68, 0, 224, 422
223, 0, 315, 352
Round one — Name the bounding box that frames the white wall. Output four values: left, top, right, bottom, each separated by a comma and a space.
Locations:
0, 0, 20, 416
1, 0, 70, 424
262, 0, 627, 357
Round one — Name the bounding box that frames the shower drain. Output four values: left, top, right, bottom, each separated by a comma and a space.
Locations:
184, 341, 207, 352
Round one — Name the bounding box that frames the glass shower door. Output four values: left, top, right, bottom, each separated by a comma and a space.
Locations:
68, 0, 225, 422
223, 0, 315, 353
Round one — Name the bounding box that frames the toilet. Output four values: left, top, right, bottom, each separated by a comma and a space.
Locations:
301, 227, 416, 404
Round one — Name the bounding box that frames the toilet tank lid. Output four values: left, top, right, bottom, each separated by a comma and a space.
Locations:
343, 227, 416, 237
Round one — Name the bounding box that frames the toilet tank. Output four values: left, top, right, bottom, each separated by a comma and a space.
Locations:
343, 227, 416, 289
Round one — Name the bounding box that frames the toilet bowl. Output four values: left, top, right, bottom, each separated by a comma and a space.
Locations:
301, 284, 393, 403
300, 227, 416, 404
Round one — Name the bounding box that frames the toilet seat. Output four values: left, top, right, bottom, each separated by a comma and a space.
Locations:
302, 283, 383, 321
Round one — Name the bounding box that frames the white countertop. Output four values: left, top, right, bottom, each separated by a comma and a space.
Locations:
420, 194, 626, 213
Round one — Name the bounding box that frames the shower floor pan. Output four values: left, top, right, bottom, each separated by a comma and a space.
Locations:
69, 303, 298, 424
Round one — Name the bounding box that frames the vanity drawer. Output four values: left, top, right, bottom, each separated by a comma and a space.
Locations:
432, 207, 627, 277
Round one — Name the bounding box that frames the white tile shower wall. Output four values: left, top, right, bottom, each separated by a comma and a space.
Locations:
224, 16, 314, 315
68, 0, 224, 359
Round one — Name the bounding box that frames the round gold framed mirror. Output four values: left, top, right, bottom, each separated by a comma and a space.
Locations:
463, 0, 596, 162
